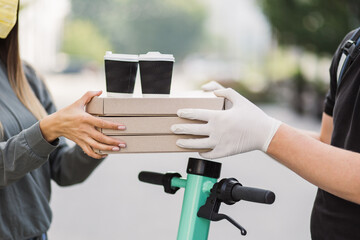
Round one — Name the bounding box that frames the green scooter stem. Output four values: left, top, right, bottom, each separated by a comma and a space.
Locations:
172, 174, 216, 240
171, 158, 222, 240
138, 157, 275, 240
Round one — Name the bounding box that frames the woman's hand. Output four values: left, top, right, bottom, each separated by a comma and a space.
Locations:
40, 91, 126, 159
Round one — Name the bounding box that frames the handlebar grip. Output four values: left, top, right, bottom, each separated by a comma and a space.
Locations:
138, 171, 164, 185
232, 185, 275, 204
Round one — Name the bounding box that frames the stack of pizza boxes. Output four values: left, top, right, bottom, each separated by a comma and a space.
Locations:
86, 92, 224, 154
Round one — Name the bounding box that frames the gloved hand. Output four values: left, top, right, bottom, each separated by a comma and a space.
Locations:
171, 88, 282, 159
201, 81, 225, 91
201, 81, 233, 109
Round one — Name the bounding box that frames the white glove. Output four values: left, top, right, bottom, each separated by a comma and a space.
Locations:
171, 88, 282, 159
201, 81, 233, 109
201, 81, 225, 91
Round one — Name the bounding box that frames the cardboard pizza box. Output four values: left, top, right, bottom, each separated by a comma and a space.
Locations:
95, 135, 208, 154
86, 91, 224, 116
98, 116, 204, 135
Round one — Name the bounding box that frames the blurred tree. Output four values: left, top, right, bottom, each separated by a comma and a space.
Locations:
258, 0, 360, 55
68, 0, 206, 61
256, 0, 360, 117
62, 19, 113, 64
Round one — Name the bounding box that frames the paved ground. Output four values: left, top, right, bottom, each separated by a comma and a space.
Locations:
45, 71, 319, 240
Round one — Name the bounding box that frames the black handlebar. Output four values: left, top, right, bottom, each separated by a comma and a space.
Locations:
139, 172, 275, 204
231, 185, 275, 204
138, 171, 182, 194
139, 158, 276, 237
138, 171, 164, 185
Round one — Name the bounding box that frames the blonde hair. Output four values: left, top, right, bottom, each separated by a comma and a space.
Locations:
0, 18, 47, 137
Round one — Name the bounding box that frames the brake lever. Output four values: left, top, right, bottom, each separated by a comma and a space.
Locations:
197, 182, 247, 236
211, 213, 247, 235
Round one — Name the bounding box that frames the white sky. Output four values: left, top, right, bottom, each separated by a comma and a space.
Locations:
204, 0, 271, 62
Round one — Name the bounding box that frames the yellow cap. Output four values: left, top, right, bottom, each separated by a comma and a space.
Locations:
0, 0, 19, 38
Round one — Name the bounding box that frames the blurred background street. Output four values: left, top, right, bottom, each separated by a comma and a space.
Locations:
16, 0, 360, 239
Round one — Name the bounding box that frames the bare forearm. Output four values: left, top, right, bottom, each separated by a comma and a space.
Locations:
267, 124, 360, 204
298, 113, 333, 144
299, 129, 320, 141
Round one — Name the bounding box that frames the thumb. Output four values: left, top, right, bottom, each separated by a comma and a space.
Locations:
78, 91, 102, 106
201, 81, 225, 92
214, 88, 240, 106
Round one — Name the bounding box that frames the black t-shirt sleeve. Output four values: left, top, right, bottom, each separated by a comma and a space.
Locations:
324, 89, 335, 116
324, 30, 356, 116
324, 55, 339, 116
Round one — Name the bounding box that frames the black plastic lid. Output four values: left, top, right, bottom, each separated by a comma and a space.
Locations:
187, 158, 222, 179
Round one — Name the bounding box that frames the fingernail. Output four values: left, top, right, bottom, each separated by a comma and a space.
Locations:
101, 154, 108, 158
176, 140, 183, 147
171, 125, 177, 132
112, 147, 120, 151
118, 125, 126, 130
177, 109, 190, 117
119, 143, 126, 148
177, 110, 183, 116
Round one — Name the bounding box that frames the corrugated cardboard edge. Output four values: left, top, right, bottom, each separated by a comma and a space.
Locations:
98, 116, 205, 135
94, 135, 209, 154
103, 97, 224, 116
86, 96, 225, 116
86, 97, 104, 115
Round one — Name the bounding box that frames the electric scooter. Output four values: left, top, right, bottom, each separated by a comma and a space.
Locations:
139, 157, 275, 240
